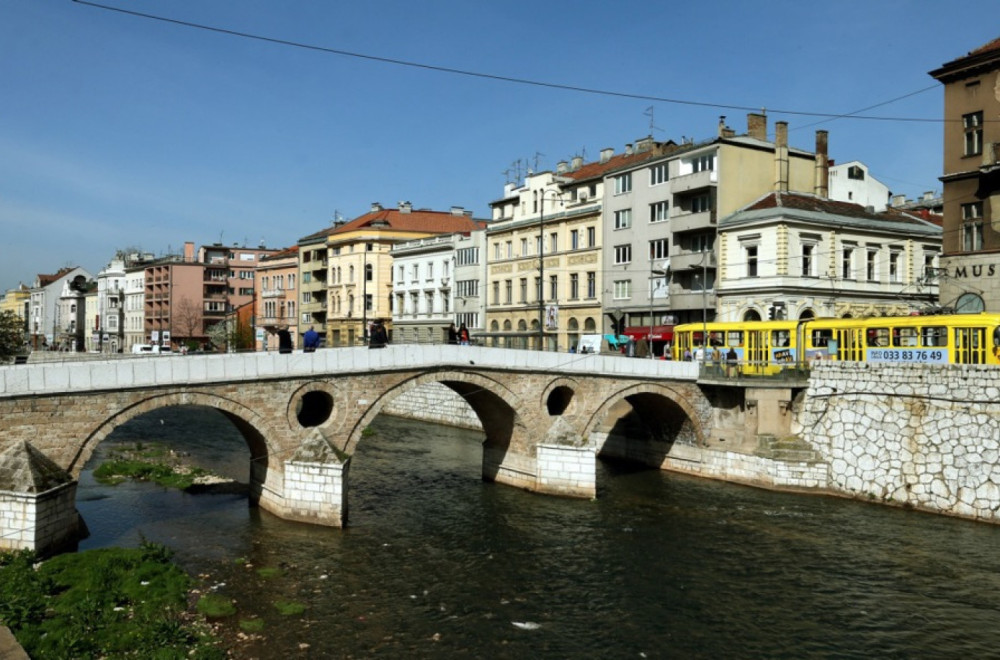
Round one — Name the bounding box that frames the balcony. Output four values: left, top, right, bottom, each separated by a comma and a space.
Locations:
666, 289, 716, 310
669, 250, 715, 272
670, 209, 716, 234
671, 168, 717, 193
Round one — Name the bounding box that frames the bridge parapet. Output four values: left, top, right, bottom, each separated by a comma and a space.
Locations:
0, 346, 698, 398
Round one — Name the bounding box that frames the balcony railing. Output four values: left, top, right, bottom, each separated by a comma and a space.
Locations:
670, 209, 716, 234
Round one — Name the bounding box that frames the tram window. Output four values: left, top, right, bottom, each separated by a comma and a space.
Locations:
772, 330, 790, 347
894, 327, 918, 347
726, 330, 743, 347
922, 326, 946, 347
709, 332, 723, 347
811, 329, 832, 347
867, 328, 890, 347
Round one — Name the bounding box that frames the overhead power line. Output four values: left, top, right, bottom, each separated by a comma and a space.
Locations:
73, 0, 954, 124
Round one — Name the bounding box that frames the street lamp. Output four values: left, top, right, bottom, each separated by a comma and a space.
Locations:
537, 190, 564, 351
647, 266, 668, 359
699, 249, 712, 362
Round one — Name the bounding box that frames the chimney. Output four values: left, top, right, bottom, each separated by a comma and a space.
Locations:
599, 148, 613, 163
747, 112, 767, 140
636, 137, 653, 152
371, 202, 383, 212
571, 156, 583, 170
450, 206, 465, 215
922, 191, 934, 201
814, 130, 829, 199
398, 201, 412, 213
184, 241, 195, 262
774, 121, 789, 192
557, 160, 568, 174
891, 194, 907, 207
718, 116, 727, 137
624, 143, 633, 155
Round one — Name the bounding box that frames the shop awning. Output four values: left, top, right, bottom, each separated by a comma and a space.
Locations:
623, 325, 674, 341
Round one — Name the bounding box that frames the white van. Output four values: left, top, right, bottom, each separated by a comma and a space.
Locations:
131, 344, 171, 355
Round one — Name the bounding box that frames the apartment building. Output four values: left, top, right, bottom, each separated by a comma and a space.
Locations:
319, 202, 483, 347
929, 36, 1000, 312
29, 266, 92, 349
600, 114, 824, 354
255, 246, 299, 351
390, 228, 487, 344
827, 161, 892, 212
717, 192, 941, 322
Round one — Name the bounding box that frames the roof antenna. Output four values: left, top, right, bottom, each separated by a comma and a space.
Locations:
644, 106, 662, 135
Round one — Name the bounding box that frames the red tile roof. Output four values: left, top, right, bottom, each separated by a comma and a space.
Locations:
35, 267, 77, 286
560, 144, 675, 183
969, 36, 1000, 57
329, 207, 483, 237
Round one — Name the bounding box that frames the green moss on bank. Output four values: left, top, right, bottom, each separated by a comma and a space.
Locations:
0, 543, 224, 659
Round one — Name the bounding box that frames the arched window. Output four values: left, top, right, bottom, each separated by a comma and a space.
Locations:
799, 309, 815, 320
744, 309, 761, 321
583, 317, 597, 332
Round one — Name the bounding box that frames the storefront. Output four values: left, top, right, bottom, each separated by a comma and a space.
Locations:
622, 325, 674, 358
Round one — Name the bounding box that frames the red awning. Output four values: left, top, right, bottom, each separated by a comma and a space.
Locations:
623, 325, 674, 341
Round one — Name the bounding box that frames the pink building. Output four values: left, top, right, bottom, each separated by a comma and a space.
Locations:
255, 246, 299, 351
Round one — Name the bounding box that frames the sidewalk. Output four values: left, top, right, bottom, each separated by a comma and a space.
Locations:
0, 626, 29, 659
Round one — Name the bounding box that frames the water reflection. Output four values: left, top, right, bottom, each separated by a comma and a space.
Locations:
76, 407, 1000, 659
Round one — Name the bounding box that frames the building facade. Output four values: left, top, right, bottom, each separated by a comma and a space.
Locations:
93, 256, 126, 353
319, 202, 483, 347
827, 161, 892, 212
600, 114, 827, 355
929, 36, 1000, 312
255, 246, 299, 352
28, 266, 92, 350
716, 192, 942, 321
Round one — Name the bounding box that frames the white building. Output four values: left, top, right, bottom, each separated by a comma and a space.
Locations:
828, 161, 891, 212
391, 233, 466, 344
29, 266, 92, 350
94, 256, 126, 353
716, 191, 942, 321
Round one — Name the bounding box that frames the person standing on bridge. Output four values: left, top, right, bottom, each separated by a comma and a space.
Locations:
447, 322, 458, 345
277, 327, 293, 354
303, 326, 320, 353
369, 319, 388, 349
458, 323, 470, 346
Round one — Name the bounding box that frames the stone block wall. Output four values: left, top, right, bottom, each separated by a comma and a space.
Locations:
799, 362, 1000, 521
383, 382, 482, 430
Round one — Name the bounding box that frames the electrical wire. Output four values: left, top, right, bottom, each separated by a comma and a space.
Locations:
70, 0, 967, 125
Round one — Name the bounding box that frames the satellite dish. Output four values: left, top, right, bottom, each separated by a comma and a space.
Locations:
955, 293, 985, 314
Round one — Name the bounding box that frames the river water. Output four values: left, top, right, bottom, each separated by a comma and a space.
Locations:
75, 406, 1000, 659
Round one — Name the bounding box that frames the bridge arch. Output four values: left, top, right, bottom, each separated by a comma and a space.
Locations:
69, 391, 285, 482
342, 370, 528, 457
583, 382, 708, 462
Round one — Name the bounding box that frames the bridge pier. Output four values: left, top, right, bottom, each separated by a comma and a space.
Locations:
0, 441, 82, 553
536, 444, 596, 498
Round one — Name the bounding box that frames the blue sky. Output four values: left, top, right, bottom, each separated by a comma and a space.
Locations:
1, 0, 997, 291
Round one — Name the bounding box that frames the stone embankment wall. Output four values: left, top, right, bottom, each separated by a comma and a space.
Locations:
383, 382, 482, 430
798, 362, 1000, 522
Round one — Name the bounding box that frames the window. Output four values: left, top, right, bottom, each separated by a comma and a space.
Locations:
493, 281, 500, 304
614, 209, 632, 230
366, 263, 373, 282
650, 201, 669, 223
570, 273, 579, 299
505, 241, 513, 258
587, 272, 596, 298
587, 226, 596, 247
397, 266, 405, 282
365, 294, 373, 312
519, 278, 527, 303
493, 242, 501, 260
456, 247, 479, 265
520, 237, 529, 255
456, 280, 479, 297
549, 232, 558, 253
847, 165, 865, 180
964, 111, 983, 156
505, 280, 512, 304
549, 275, 558, 300
650, 163, 668, 185
613, 280, 631, 299
570, 229, 580, 249
842, 247, 854, 280
692, 154, 715, 172
963, 220, 984, 251
426, 262, 433, 280
802, 244, 815, 277
889, 251, 900, 283
614, 173, 632, 194
691, 194, 711, 213
866, 250, 878, 282
649, 238, 669, 261
614, 244, 632, 265
535, 277, 542, 302
746, 245, 758, 277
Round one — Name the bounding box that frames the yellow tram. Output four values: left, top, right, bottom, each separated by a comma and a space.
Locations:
672, 313, 1000, 373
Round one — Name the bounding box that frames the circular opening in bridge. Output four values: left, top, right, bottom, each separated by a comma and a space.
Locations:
546, 385, 574, 416
297, 390, 334, 427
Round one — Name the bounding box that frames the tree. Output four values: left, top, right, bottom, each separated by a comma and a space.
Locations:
171, 297, 203, 347
0, 310, 25, 361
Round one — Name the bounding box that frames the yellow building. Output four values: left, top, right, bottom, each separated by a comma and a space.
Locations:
322, 202, 483, 346
0, 284, 30, 321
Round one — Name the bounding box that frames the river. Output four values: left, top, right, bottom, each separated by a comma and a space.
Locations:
75, 406, 1000, 659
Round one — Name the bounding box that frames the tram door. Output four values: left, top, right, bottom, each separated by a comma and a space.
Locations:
835, 328, 865, 362
745, 329, 768, 374
954, 327, 986, 364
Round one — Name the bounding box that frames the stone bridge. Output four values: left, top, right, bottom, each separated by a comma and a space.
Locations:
0, 346, 719, 553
